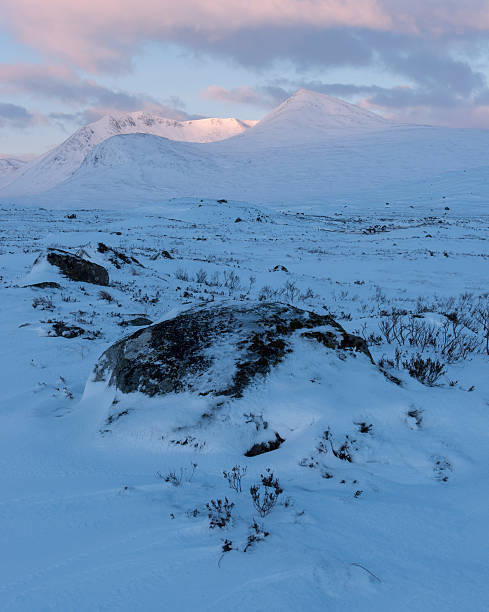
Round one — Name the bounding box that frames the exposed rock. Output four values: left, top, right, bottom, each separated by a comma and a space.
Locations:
301, 330, 374, 362
26, 281, 61, 289
121, 317, 154, 327
49, 321, 86, 339
97, 242, 143, 268
48, 320, 101, 340
245, 433, 285, 457
272, 265, 289, 272
93, 302, 373, 399
151, 249, 173, 260
45, 248, 109, 286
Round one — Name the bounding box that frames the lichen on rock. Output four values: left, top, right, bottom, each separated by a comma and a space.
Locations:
93, 302, 373, 400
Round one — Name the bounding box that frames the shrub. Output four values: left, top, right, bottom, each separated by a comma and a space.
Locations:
195, 268, 208, 284
98, 290, 114, 302
318, 429, 356, 462
223, 465, 247, 493
175, 268, 189, 281
32, 296, 55, 310
249, 469, 283, 518
156, 462, 198, 486
403, 354, 445, 386
223, 270, 241, 291
244, 520, 270, 551
206, 498, 234, 528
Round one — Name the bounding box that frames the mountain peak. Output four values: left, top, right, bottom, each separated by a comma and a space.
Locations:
0, 111, 257, 197
247, 89, 390, 144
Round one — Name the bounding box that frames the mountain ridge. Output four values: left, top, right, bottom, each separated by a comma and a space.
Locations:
1, 110, 258, 196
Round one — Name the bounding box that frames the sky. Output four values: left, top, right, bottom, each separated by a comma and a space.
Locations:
2, 0, 489, 155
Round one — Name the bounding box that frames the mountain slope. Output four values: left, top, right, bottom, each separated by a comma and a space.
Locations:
235, 88, 392, 146
1, 112, 257, 197
0, 157, 27, 188
19, 123, 489, 213
3, 89, 489, 213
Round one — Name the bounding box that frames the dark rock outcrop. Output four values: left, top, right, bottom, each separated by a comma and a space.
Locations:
245, 433, 286, 457
97, 242, 143, 268
93, 302, 372, 399
50, 321, 86, 339
45, 248, 109, 286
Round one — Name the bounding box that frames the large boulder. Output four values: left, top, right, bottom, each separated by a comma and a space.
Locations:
93, 302, 373, 399
45, 248, 109, 286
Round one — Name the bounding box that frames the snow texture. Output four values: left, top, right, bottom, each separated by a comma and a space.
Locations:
1, 111, 257, 196
0, 90, 488, 611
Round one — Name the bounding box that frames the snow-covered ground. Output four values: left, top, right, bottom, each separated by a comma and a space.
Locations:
1, 198, 489, 610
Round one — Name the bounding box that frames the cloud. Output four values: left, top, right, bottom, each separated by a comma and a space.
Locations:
0, 102, 40, 128
202, 85, 278, 108
1, 1, 391, 71
205, 79, 489, 129
3, 2, 487, 123
3, 1, 489, 74
0, 64, 189, 120
2, 1, 489, 129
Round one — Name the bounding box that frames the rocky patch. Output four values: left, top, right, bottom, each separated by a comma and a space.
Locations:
97, 242, 143, 268
43, 248, 109, 286
93, 302, 372, 399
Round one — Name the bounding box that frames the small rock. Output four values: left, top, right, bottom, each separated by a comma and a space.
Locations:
152, 250, 173, 260
245, 433, 285, 457
26, 282, 61, 289
45, 248, 109, 286
50, 321, 86, 338
121, 317, 154, 327
97, 242, 142, 268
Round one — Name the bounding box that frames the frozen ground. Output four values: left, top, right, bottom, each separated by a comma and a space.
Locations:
1, 199, 488, 610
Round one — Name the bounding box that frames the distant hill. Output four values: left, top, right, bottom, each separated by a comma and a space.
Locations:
1, 112, 257, 196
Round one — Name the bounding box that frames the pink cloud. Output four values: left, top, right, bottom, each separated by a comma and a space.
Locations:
361, 95, 489, 129
0, 1, 404, 72
202, 85, 274, 107
0, 63, 189, 120
4, 0, 489, 75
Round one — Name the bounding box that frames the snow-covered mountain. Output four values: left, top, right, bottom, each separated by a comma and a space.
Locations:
18, 124, 489, 213
1, 112, 257, 196
236, 88, 392, 145
0, 157, 27, 188
3, 89, 489, 213
0, 90, 395, 199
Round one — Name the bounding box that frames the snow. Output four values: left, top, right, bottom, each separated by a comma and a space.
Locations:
2, 89, 488, 213
0, 157, 27, 188
1, 111, 257, 197
6, 123, 488, 214
237, 88, 392, 145
1, 198, 489, 610
1, 89, 489, 610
